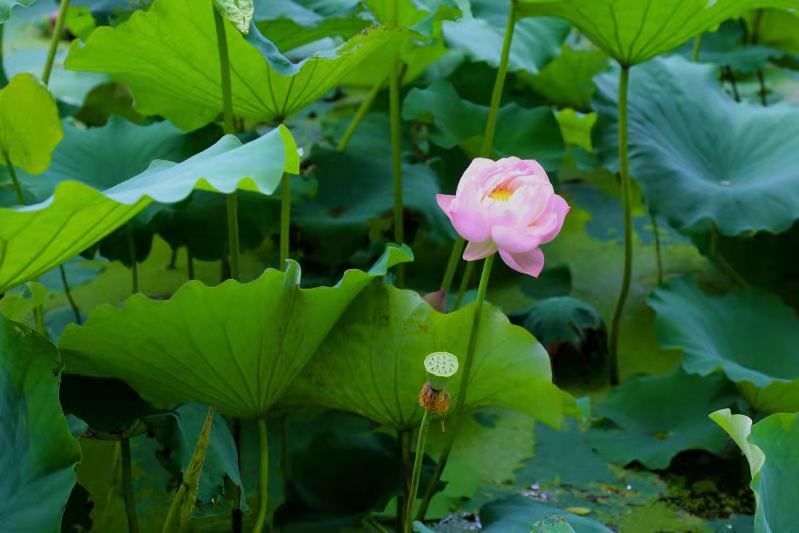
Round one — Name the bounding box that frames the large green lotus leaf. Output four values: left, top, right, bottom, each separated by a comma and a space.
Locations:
0, 316, 81, 530
586, 367, 739, 469
544, 175, 712, 380
65, 0, 400, 131
711, 409, 799, 533
650, 276, 799, 413
0, 0, 35, 24
443, 0, 569, 74
340, 0, 459, 86
521, 46, 609, 110
0, 126, 297, 293
14, 117, 214, 203
0, 73, 62, 174
283, 280, 575, 429
59, 245, 413, 418
480, 496, 612, 533
516, 0, 797, 65
595, 57, 799, 236
745, 9, 799, 54
365, 0, 459, 32
403, 80, 564, 170
424, 409, 536, 518
3, 3, 107, 106
254, 0, 369, 52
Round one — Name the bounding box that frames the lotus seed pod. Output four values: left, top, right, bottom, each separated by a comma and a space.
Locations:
424, 351, 459, 389
214, 0, 254, 34
418, 382, 451, 415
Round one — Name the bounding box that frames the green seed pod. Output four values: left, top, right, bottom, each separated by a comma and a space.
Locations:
424, 351, 459, 390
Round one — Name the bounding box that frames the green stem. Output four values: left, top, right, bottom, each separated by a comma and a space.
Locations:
437, 0, 516, 295
226, 194, 241, 281
710, 226, 749, 288
404, 411, 430, 533
253, 419, 270, 533
337, 78, 385, 152
121, 437, 139, 533
453, 260, 475, 309
42, 0, 70, 85
212, 5, 235, 135
398, 429, 411, 530
34, 305, 45, 335
213, 3, 241, 284
479, 0, 516, 157
608, 65, 632, 387
126, 225, 139, 294
690, 34, 702, 63
416, 255, 494, 520
3, 150, 24, 205
650, 211, 663, 285
161, 483, 187, 533
724, 65, 741, 102
439, 237, 465, 297
4, 149, 82, 324
280, 173, 290, 270
0, 25, 8, 87
186, 248, 195, 280
389, 56, 404, 286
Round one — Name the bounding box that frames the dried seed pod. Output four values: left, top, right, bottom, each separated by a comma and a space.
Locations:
418, 382, 451, 415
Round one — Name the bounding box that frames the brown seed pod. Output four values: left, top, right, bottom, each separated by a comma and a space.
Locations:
418, 382, 451, 415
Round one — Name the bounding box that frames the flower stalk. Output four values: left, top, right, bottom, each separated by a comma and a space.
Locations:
121, 437, 140, 533
42, 0, 70, 86
212, 3, 240, 282
438, 0, 516, 302
416, 255, 494, 519
253, 419, 270, 533
608, 64, 632, 386
337, 77, 386, 152
406, 353, 459, 531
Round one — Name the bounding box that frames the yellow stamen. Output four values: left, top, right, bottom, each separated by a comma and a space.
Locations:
489, 188, 512, 201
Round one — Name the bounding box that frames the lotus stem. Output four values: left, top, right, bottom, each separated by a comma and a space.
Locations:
389, 56, 404, 286
253, 419, 270, 533
280, 174, 290, 270
39, 4, 84, 325
479, 0, 516, 157
0, 25, 8, 87
690, 34, 702, 63
439, 237, 465, 298
126, 225, 139, 294
438, 0, 516, 299
453, 260, 475, 309
416, 254, 494, 519
121, 437, 140, 533
650, 211, 663, 285
608, 64, 632, 386
337, 77, 385, 152
42, 0, 70, 85
404, 411, 430, 533
212, 2, 241, 283
3, 150, 24, 205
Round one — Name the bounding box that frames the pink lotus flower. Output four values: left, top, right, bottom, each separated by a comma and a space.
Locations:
436, 157, 569, 277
